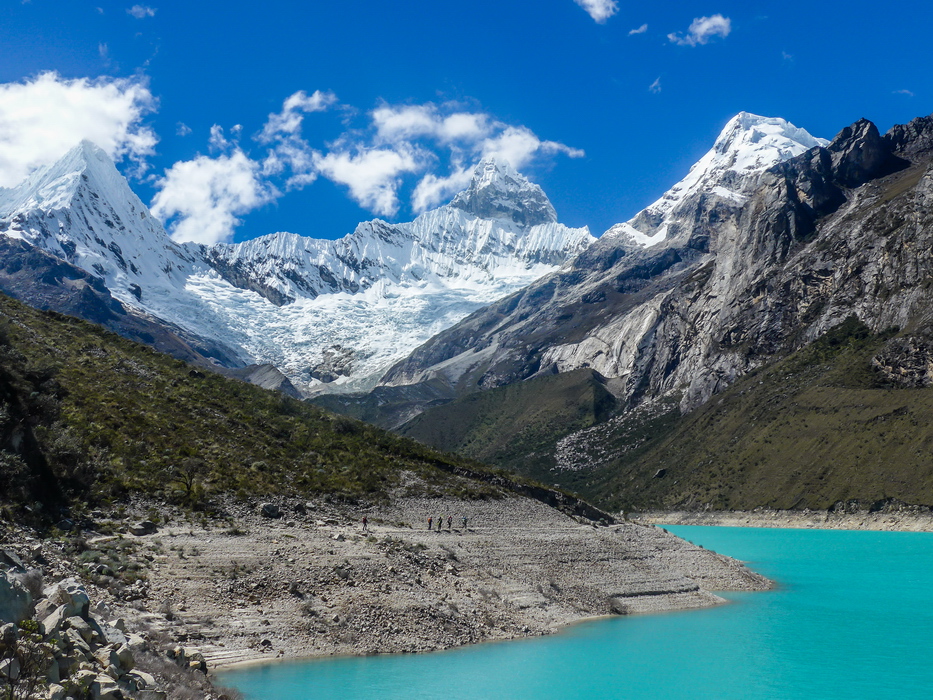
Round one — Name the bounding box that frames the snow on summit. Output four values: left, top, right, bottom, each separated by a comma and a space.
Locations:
0, 146, 593, 393
605, 113, 828, 248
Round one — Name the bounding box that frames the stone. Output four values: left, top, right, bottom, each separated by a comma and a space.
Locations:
129, 521, 158, 536
0, 550, 25, 570
64, 627, 91, 654
46, 683, 67, 700
0, 656, 21, 680
66, 615, 95, 643
44, 656, 61, 683
41, 604, 73, 637
125, 632, 147, 652
115, 643, 134, 671
45, 578, 90, 619
0, 621, 18, 645
90, 673, 122, 700
34, 598, 57, 622
0, 570, 34, 624
260, 503, 281, 519
125, 669, 156, 689
72, 668, 97, 690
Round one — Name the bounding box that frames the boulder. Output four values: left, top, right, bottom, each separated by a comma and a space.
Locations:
47, 683, 67, 700
90, 673, 122, 700
0, 550, 25, 570
45, 578, 90, 619
34, 598, 57, 622
260, 503, 281, 519
0, 656, 21, 681
0, 622, 18, 646
129, 521, 158, 536
0, 569, 34, 624
124, 669, 156, 690
40, 604, 73, 637
66, 615, 95, 644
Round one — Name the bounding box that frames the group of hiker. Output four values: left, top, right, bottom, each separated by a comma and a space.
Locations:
359, 514, 469, 532
427, 515, 468, 531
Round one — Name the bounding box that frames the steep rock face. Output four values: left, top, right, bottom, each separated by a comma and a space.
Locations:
379, 114, 933, 421
0, 151, 592, 393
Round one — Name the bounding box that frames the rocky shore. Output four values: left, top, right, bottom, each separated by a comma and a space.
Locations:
636, 507, 933, 531
132, 496, 768, 670
2, 493, 770, 696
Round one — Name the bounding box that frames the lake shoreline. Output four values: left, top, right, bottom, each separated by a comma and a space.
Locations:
102, 495, 769, 673
634, 508, 933, 531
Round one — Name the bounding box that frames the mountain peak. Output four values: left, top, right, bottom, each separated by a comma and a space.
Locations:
449, 158, 558, 226
0, 139, 127, 215
713, 112, 827, 164
609, 113, 827, 248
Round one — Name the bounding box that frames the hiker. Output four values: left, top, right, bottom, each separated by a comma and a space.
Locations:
462, 516, 468, 530
428, 516, 433, 530
362, 516, 368, 532
447, 515, 452, 530
438, 516, 443, 531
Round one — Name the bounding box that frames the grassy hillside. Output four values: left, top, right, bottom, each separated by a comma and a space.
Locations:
0, 293, 506, 518
594, 318, 933, 512
401, 318, 933, 512
400, 368, 616, 483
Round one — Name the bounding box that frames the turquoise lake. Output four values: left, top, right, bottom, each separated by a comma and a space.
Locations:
219, 526, 933, 699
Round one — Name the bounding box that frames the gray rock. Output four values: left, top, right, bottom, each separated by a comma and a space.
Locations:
0, 622, 18, 645
0, 569, 34, 624
129, 520, 158, 536
45, 578, 90, 619
90, 673, 122, 700
0, 550, 25, 570
260, 503, 281, 519
41, 604, 72, 637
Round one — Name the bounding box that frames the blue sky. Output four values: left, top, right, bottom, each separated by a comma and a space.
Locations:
0, 0, 930, 245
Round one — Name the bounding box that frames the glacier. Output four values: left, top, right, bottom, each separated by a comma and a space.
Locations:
0, 143, 593, 393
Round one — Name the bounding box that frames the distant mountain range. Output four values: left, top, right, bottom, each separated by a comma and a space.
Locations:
7, 109, 933, 513
321, 110, 933, 512
0, 146, 592, 394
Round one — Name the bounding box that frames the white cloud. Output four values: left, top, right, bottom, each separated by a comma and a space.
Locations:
668, 14, 732, 46
649, 77, 662, 94
259, 90, 336, 142
412, 166, 473, 212
314, 147, 423, 217
480, 126, 584, 172
372, 104, 491, 144
574, 0, 618, 23
0, 71, 157, 188
629, 24, 648, 35
176, 122, 192, 137
127, 5, 156, 18
258, 90, 336, 190
893, 89, 915, 97
361, 102, 583, 213
151, 150, 276, 245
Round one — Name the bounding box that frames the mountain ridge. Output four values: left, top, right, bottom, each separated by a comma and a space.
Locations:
0, 150, 593, 393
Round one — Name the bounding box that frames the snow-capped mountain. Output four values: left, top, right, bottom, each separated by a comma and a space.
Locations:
604, 112, 828, 248
0, 143, 593, 393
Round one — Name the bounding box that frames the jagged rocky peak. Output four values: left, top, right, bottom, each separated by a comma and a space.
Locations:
0, 140, 114, 213
450, 158, 558, 226
605, 112, 827, 249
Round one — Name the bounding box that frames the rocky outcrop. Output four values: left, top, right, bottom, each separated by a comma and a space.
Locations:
375, 113, 933, 423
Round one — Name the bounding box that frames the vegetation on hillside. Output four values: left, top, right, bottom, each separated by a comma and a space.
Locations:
0, 294, 503, 520
402, 317, 933, 512
400, 368, 616, 482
